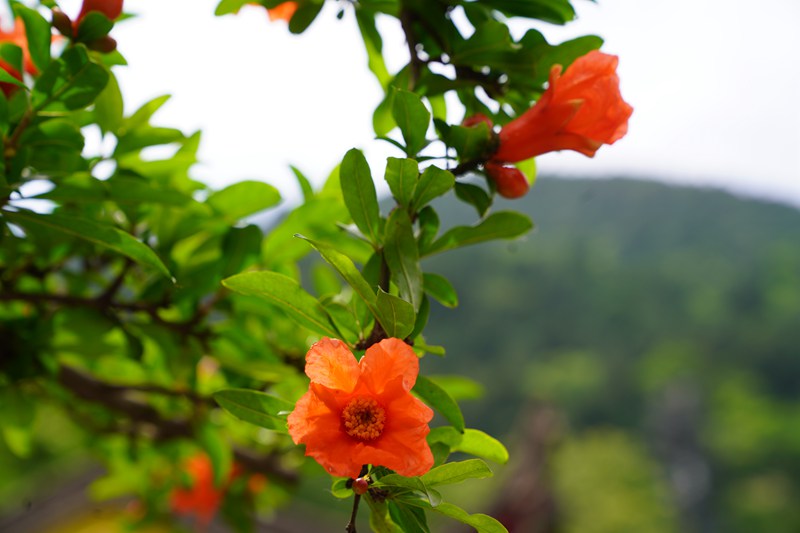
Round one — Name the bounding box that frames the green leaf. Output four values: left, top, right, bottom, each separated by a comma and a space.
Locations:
14, 5, 51, 73
3, 209, 171, 278
445, 123, 494, 162
427, 375, 485, 401
330, 477, 353, 499
376, 289, 415, 339
424, 211, 533, 256
356, 9, 391, 89
32, 46, 109, 111
19, 119, 85, 174
124, 94, 171, 130
482, 0, 575, 25
388, 501, 430, 533
417, 206, 439, 252
429, 427, 509, 464
213, 388, 294, 432
421, 459, 493, 487
288, 1, 324, 34
94, 68, 124, 135
418, 501, 508, 533
377, 475, 442, 507
451, 20, 515, 67
412, 166, 454, 212
423, 272, 458, 308
207, 180, 281, 221
222, 271, 340, 338
215, 0, 250, 15
454, 182, 493, 218
340, 148, 381, 244
298, 236, 379, 313
385, 157, 418, 207
75, 11, 114, 42
198, 424, 233, 487
414, 375, 465, 432
392, 89, 430, 156
384, 209, 423, 309
365, 495, 404, 533
290, 165, 314, 201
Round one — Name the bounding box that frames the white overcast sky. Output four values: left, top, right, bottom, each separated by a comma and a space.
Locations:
57, 0, 800, 207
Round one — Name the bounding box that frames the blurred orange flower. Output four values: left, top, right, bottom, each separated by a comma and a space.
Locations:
0, 19, 37, 97
267, 2, 298, 22
288, 337, 434, 479
170, 453, 266, 528
493, 50, 633, 161
170, 453, 224, 528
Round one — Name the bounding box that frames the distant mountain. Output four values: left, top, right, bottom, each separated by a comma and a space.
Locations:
421, 176, 800, 533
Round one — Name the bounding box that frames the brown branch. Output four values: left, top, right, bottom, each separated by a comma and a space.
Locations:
56, 365, 298, 485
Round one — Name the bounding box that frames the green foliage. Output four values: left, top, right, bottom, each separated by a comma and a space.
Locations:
0, 0, 638, 531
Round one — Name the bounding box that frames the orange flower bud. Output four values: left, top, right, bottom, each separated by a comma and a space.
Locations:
75, 0, 124, 24
493, 50, 633, 161
485, 162, 530, 199
352, 477, 370, 495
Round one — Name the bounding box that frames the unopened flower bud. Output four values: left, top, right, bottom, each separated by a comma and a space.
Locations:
87, 35, 117, 54
51, 8, 73, 38
352, 477, 370, 495
485, 162, 530, 199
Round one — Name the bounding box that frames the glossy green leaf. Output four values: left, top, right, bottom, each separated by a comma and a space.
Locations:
365, 495, 404, 533
222, 271, 340, 337
356, 9, 391, 89
412, 166, 455, 212
75, 11, 114, 42
446, 122, 494, 162
455, 182, 492, 217
414, 501, 508, 533
384, 209, 423, 309
451, 20, 514, 67
340, 148, 381, 244
288, 1, 324, 34
33, 46, 109, 111
377, 474, 442, 507
330, 477, 353, 499
298, 235, 379, 311
423, 272, 458, 308
124, 94, 171, 130
213, 388, 294, 432
290, 165, 314, 201
429, 427, 509, 464
376, 289, 415, 339
482, 0, 575, 25
427, 375, 485, 401
14, 5, 51, 73
417, 206, 439, 252
414, 375, 465, 432
19, 119, 85, 174
215, 0, 250, 15
3, 209, 171, 278
388, 501, 430, 533
422, 459, 493, 486
424, 211, 533, 256
392, 89, 430, 156
207, 180, 281, 221
385, 157, 418, 207
94, 68, 124, 135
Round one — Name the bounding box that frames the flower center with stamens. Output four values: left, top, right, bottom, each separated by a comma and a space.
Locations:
341, 397, 386, 441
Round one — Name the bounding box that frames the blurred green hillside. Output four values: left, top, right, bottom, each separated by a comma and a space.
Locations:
421, 177, 800, 533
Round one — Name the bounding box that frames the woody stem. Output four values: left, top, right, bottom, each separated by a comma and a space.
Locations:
346, 493, 361, 533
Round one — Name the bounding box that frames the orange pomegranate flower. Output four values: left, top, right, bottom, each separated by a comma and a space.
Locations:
170, 453, 225, 527
266, 2, 298, 22
287, 337, 434, 479
493, 50, 633, 161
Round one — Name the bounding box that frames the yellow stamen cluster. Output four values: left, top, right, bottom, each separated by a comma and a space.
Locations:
341, 397, 386, 441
